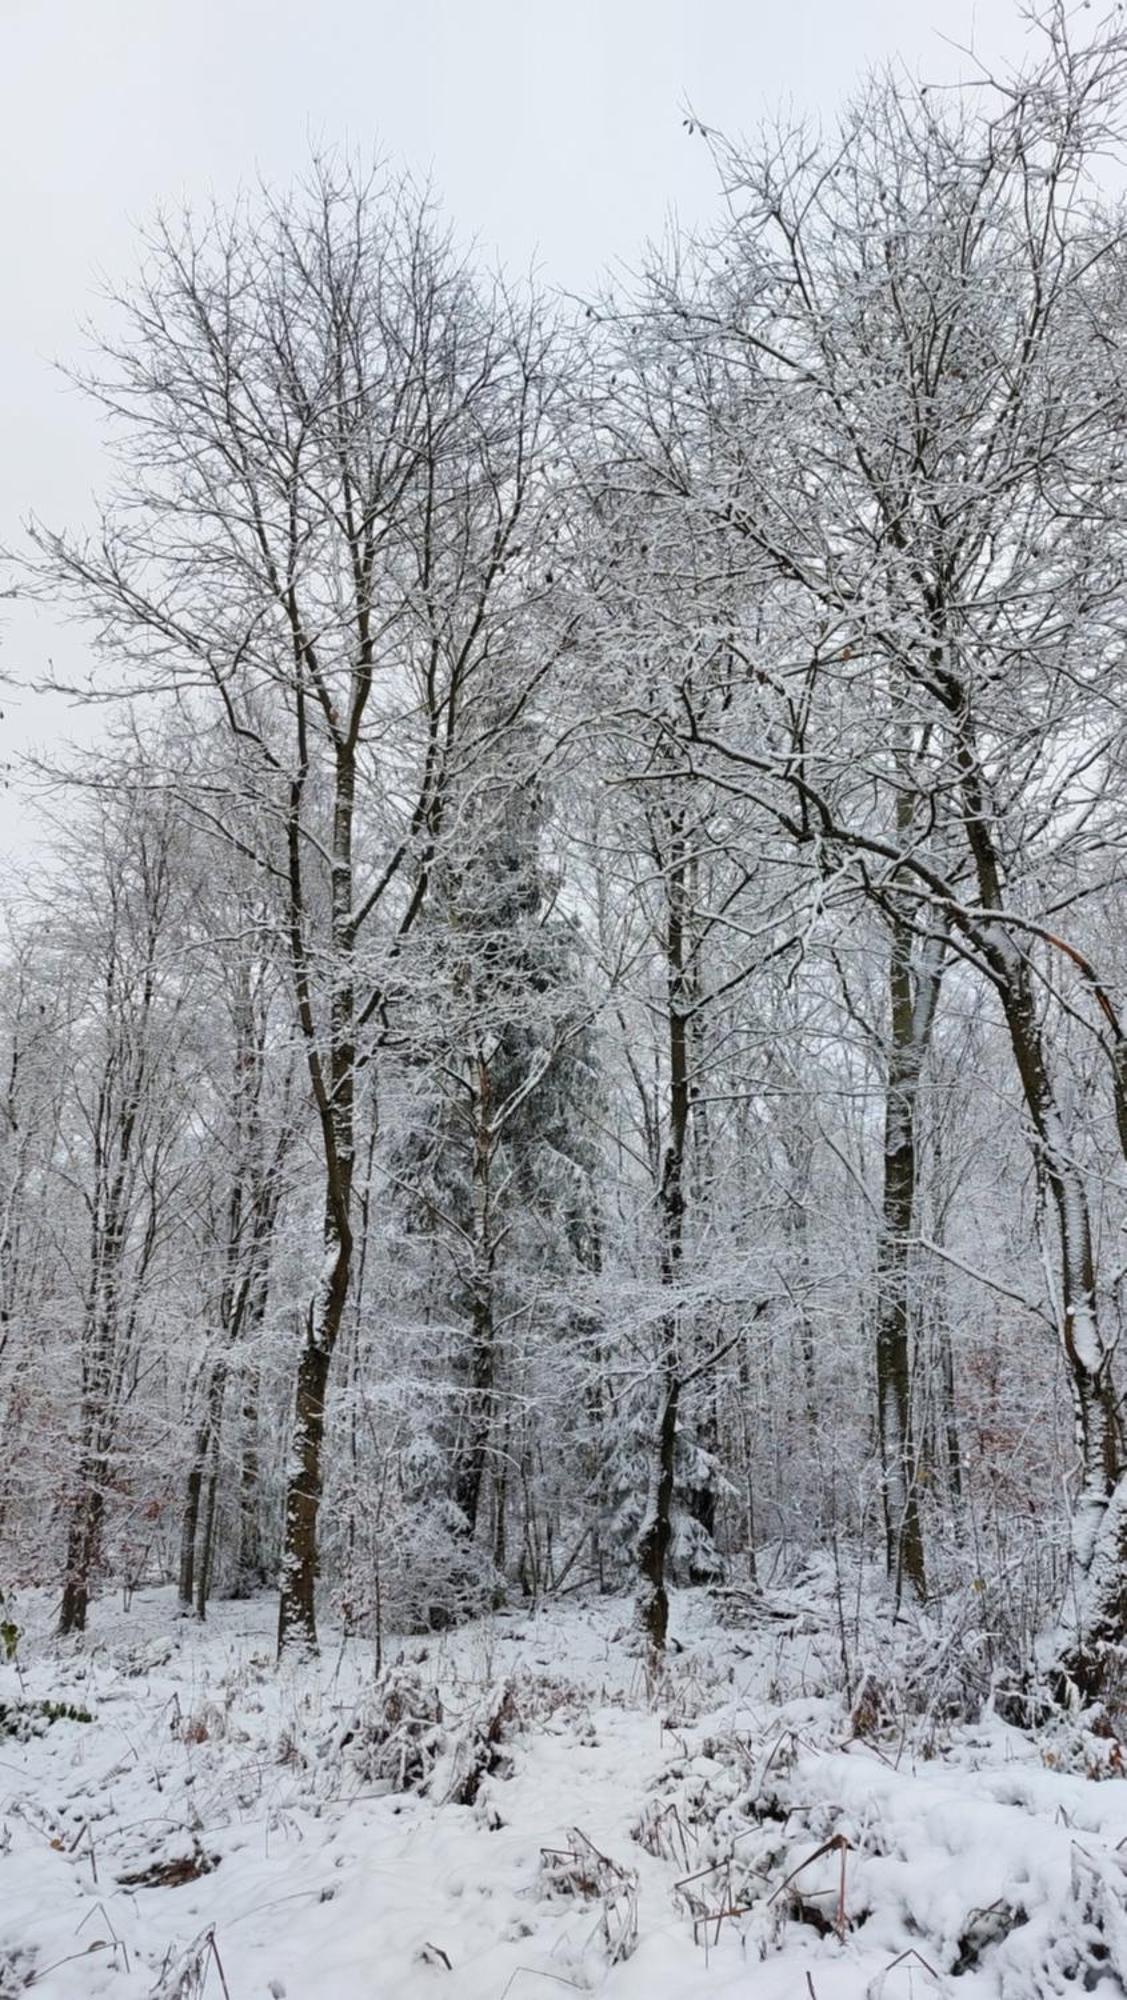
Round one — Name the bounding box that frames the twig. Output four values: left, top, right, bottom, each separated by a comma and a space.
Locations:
768, 1831, 852, 1913
208, 1928, 233, 2000
27, 1941, 110, 1986
497, 1970, 582, 1998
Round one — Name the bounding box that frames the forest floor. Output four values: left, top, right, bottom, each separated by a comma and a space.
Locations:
2, 1571, 1127, 1999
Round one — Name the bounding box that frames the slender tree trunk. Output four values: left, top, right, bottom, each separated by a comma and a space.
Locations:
874, 741, 945, 1605
231, 1261, 277, 1597
875, 905, 929, 1605
937, 1306, 964, 1513
234, 1366, 264, 1595
59, 1296, 119, 1636
454, 1283, 496, 1537
276, 736, 357, 1655
453, 1066, 497, 1538
59, 1153, 135, 1636
492, 1428, 509, 1578
637, 814, 690, 1653
178, 1421, 207, 1609
735, 1313, 759, 1586
277, 1330, 337, 1652
195, 1424, 222, 1619
180, 1360, 228, 1615
59, 1473, 105, 1637
637, 1376, 680, 1652
684, 995, 719, 1544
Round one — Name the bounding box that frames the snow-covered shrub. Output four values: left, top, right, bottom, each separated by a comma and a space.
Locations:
380, 1497, 502, 1633
330, 1666, 517, 1805
539, 1828, 639, 1967
334, 1665, 447, 1792
0, 1698, 93, 1741
429, 1683, 517, 1806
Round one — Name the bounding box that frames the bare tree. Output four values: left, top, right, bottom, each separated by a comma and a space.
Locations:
625, 11, 1127, 1688
28, 159, 567, 1651
47, 781, 197, 1634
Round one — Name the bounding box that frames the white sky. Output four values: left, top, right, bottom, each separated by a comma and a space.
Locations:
0, 0, 1028, 850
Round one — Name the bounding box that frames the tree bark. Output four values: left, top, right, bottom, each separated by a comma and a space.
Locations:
195, 1423, 222, 1620
875, 900, 933, 1605
58, 1475, 104, 1637
637, 1378, 680, 1653
178, 1419, 207, 1610
232, 1358, 265, 1598
277, 1332, 336, 1652
276, 732, 357, 1654
452, 1059, 497, 1538
637, 812, 690, 1653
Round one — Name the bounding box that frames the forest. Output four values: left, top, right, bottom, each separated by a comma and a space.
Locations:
7, 9, 1127, 1994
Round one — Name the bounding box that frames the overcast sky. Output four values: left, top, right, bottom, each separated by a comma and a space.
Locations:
0, 0, 1029, 850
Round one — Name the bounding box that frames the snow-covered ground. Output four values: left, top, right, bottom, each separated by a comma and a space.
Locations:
2, 1579, 1126, 1998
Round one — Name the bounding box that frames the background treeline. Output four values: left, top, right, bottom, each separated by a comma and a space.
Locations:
3, 3, 1127, 1704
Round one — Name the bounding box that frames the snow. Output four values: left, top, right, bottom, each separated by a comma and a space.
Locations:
3, 1584, 1127, 1998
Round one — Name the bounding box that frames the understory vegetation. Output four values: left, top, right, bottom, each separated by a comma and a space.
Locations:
5, 1581, 1127, 1997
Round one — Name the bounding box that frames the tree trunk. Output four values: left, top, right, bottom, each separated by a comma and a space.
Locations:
59, 1474, 105, 1637
875, 905, 930, 1605
637, 1374, 679, 1653
454, 1285, 496, 1538
276, 734, 357, 1655
195, 1426, 221, 1620
178, 1422, 207, 1610
453, 1067, 497, 1539
230, 1233, 279, 1598
277, 1330, 336, 1653
179, 1362, 228, 1615
492, 1428, 509, 1578
232, 1359, 265, 1598
936, 1305, 964, 1514
636, 812, 690, 1651
684, 997, 719, 1544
